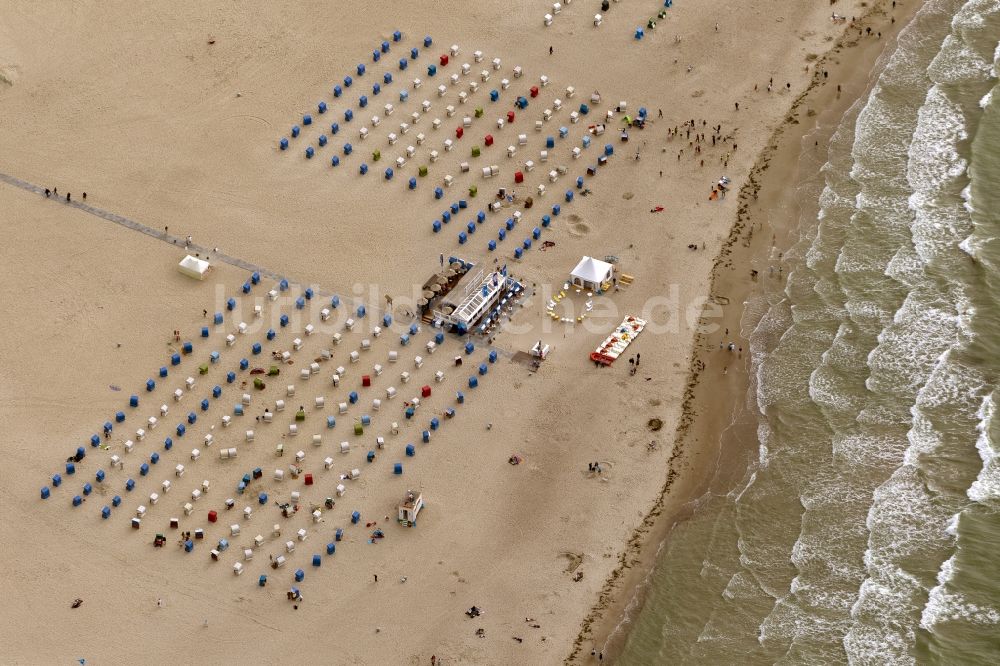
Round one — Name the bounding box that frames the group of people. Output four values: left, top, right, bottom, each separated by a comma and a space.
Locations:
627, 353, 641, 376
669, 119, 738, 170
43, 186, 86, 202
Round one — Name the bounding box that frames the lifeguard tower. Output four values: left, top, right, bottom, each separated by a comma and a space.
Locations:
398, 490, 424, 527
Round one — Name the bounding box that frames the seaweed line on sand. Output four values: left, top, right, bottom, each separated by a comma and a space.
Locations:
563, 3, 894, 661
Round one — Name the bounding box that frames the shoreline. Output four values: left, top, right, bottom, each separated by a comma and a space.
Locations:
0, 2, 931, 663
571, 1, 925, 661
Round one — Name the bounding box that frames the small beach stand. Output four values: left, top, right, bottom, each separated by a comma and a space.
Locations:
569, 255, 614, 292
177, 255, 211, 280
398, 490, 424, 526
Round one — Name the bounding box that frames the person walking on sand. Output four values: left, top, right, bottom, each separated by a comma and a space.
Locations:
44, 188, 50, 198
549, 46, 553, 55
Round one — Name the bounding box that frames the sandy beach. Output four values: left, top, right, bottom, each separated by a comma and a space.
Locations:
0, 1, 909, 663
576, 0, 926, 661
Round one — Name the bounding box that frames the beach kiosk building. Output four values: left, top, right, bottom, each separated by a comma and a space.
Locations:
398, 490, 424, 526
433, 264, 516, 333
178, 255, 211, 280
570, 256, 614, 292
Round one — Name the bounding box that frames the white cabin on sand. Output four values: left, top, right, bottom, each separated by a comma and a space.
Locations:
177, 255, 211, 280
398, 490, 424, 526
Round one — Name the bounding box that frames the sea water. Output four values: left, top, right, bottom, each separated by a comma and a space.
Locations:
619, 1, 1000, 663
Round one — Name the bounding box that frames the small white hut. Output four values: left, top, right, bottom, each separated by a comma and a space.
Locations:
178, 255, 211, 280
570, 256, 614, 291
398, 490, 424, 526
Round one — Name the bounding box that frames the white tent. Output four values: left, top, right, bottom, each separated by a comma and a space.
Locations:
178, 255, 210, 280
570, 256, 614, 291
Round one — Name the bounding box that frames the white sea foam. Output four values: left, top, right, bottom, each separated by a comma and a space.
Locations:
920, 555, 956, 629
844, 298, 893, 326
927, 34, 993, 84
953, 0, 1000, 30
857, 404, 909, 426
884, 244, 925, 284
921, 554, 1000, 628
757, 443, 770, 469
967, 392, 999, 501
866, 293, 959, 396
808, 367, 855, 412
957, 234, 980, 258
832, 433, 908, 468
961, 182, 974, 213
842, 1, 996, 654
720, 570, 762, 603
728, 470, 758, 503
846, 467, 950, 662
847, 354, 983, 652
818, 323, 867, 373
907, 85, 972, 264
902, 407, 942, 465
980, 86, 995, 108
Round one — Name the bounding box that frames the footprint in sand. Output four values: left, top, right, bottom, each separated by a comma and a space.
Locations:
561, 552, 584, 573
0, 64, 19, 88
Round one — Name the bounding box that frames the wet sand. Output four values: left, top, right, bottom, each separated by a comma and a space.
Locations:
574, 1, 925, 662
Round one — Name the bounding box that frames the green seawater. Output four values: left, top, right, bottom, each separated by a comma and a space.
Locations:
618, 1, 1000, 663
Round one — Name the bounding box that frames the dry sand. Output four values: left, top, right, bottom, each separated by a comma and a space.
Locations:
0, 1, 906, 663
